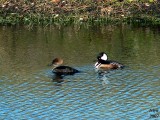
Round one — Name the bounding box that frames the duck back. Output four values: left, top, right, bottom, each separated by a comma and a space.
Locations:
52, 66, 80, 75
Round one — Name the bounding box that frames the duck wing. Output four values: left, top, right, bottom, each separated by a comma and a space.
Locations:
100, 60, 124, 69
52, 66, 80, 75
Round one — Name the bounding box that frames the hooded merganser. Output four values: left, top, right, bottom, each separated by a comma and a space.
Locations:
95, 52, 124, 70
50, 58, 80, 76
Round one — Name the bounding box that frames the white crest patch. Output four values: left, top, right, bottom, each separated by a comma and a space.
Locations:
101, 53, 108, 61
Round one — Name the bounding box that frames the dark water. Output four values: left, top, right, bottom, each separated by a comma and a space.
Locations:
0, 25, 160, 119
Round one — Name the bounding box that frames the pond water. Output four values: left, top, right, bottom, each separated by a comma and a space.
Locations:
0, 25, 160, 119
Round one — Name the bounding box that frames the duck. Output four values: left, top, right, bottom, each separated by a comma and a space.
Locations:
50, 58, 80, 76
95, 52, 124, 70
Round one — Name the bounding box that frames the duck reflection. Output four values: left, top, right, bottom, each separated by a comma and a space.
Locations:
51, 74, 64, 83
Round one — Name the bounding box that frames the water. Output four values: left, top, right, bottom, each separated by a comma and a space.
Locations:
0, 25, 160, 119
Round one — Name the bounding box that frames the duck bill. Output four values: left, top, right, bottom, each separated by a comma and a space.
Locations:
48, 63, 53, 66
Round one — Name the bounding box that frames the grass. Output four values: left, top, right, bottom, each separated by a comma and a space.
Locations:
0, 0, 160, 26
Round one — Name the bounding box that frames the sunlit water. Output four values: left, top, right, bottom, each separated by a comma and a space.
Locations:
0, 25, 160, 119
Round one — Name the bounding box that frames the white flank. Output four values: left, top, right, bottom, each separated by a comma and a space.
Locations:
95, 62, 101, 69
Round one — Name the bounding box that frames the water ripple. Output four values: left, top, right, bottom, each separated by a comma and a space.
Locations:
0, 64, 160, 119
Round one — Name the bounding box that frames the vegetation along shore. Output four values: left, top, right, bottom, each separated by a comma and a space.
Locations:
0, 0, 160, 26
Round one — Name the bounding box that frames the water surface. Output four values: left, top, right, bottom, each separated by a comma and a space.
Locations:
0, 25, 160, 119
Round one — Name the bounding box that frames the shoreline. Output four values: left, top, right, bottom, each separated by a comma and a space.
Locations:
0, 0, 160, 26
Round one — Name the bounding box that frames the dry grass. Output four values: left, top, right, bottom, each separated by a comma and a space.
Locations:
0, 0, 160, 25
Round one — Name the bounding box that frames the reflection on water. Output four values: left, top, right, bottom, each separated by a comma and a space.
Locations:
0, 25, 160, 119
